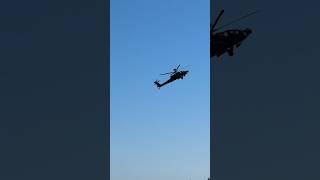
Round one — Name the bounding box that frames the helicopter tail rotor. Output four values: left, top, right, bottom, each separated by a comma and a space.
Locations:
154, 80, 161, 89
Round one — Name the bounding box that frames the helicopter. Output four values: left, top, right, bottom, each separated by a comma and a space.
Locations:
210, 9, 258, 58
154, 65, 189, 89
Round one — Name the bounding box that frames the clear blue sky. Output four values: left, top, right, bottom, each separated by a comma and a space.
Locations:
111, 0, 210, 180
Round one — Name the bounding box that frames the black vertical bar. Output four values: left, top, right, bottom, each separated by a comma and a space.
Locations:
98, 0, 110, 179
105, 0, 110, 179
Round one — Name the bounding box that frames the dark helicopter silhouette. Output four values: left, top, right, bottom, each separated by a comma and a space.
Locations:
210, 9, 258, 58
154, 65, 189, 89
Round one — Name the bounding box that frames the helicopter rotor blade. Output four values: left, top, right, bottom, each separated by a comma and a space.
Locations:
180, 65, 189, 70
160, 72, 173, 75
211, 9, 225, 32
213, 10, 259, 32
176, 64, 180, 70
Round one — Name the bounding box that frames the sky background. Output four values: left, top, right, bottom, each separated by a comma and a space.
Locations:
211, 0, 320, 179
111, 0, 210, 180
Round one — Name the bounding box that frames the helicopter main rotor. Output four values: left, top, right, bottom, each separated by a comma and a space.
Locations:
211, 9, 259, 33
160, 64, 181, 75
211, 9, 225, 32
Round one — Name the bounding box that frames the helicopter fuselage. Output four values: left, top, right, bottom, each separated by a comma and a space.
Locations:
211, 28, 252, 57
154, 71, 188, 88
170, 71, 188, 80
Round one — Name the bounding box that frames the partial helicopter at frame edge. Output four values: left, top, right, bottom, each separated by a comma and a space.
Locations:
153, 9, 257, 89
210, 9, 258, 59
154, 65, 189, 89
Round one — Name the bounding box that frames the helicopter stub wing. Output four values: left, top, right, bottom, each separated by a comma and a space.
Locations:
226, 47, 234, 56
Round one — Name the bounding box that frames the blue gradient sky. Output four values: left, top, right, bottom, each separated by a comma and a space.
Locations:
111, 0, 210, 180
